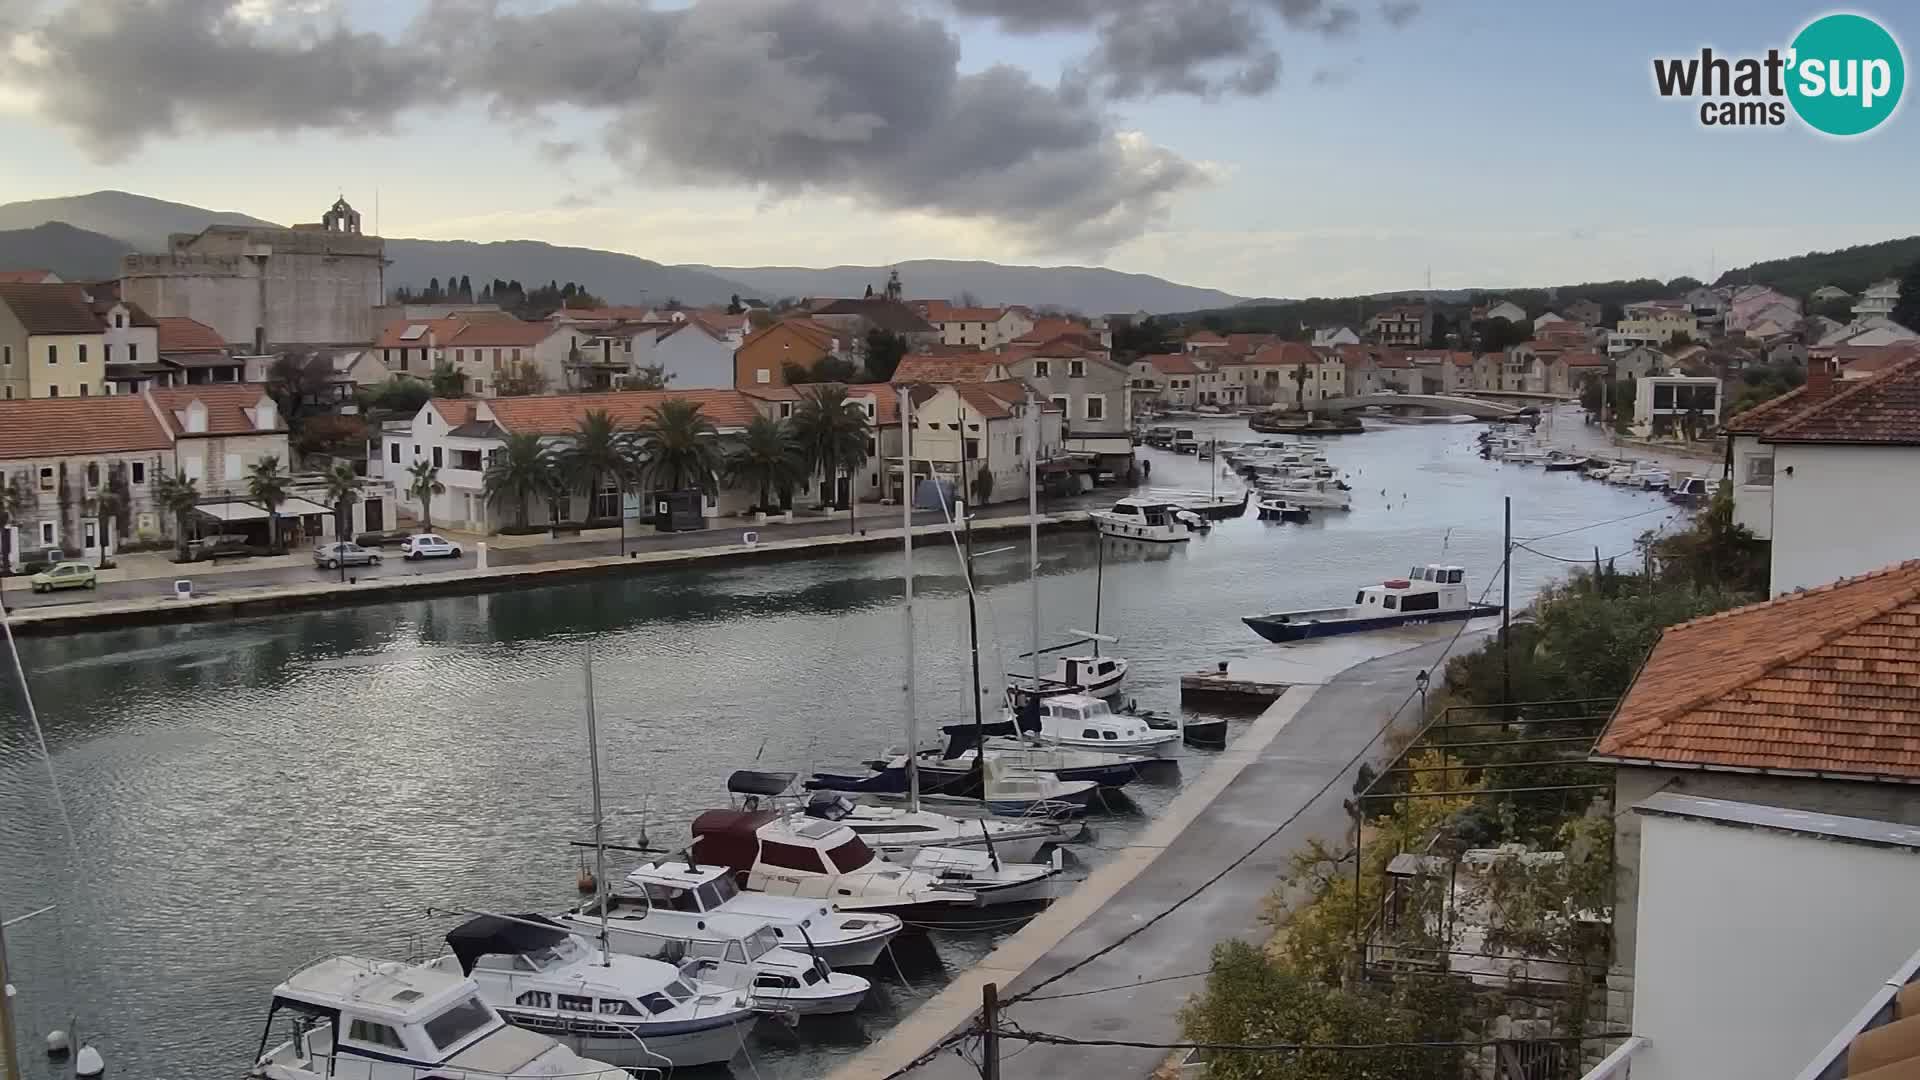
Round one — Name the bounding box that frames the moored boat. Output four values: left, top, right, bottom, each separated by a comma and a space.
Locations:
1091, 498, 1193, 542
616, 858, 904, 968
1243, 564, 1503, 643
1256, 498, 1310, 522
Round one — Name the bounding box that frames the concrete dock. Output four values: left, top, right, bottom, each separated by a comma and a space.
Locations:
833, 624, 1493, 1080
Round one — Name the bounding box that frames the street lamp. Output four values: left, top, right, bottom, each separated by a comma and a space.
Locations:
1415, 668, 1431, 718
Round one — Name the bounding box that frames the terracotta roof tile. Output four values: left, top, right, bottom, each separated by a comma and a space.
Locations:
1249, 342, 1318, 367
0, 270, 58, 284
148, 383, 282, 437
1761, 354, 1920, 444
154, 316, 228, 354
0, 283, 106, 334
892, 354, 1009, 384
1144, 352, 1199, 375
1594, 560, 1920, 780
482, 389, 762, 435
0, 395, 172, 459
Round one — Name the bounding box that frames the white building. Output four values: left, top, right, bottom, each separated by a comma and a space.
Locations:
1309, 325, 1360, 348
912, 302, 1032, 350
637, 314, 742, 389
374, 316, 570, 395
1475, 300, 1527, 325
1853, 278, 1900, 320
895, 382, 1061, 506
1628, 372, 1719, 438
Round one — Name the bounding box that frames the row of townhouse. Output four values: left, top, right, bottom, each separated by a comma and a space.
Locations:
0, 282, 266, 399
0, 383, 295, 566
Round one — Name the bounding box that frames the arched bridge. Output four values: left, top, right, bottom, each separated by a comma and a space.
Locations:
1316, 393, 1531, 419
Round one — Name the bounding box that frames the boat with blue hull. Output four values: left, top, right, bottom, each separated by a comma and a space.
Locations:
1243, 564, 1502, 644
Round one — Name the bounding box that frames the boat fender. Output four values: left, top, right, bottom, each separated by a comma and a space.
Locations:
46, 1030, 70, 1057
76, 1045, 105, 1078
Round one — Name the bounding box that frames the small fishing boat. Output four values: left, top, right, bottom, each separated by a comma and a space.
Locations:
1256, 498, 1310, 522
1012, 692, 1181, 758
1256, 477, 1351, 511
691, 807, 979, 916
434, 915, 757, 1066
249, 956, 630, 1080
1137, 488, 1249, 520
618, 859, 903, 969
1009, 649, 1129, 698
1243, 564, 1503, 643
1123, 701, 1228, 747
1542, 452, 1588, 472
1091, 498, 1193, 542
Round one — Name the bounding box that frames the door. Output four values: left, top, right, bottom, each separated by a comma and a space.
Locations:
835, 474, 851, 509
363, 498, 383, 532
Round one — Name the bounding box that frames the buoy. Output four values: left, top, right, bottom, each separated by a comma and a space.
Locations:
575, 868, 596, 893
75, 1044, 105, 1077
47, 1029, 70, 1056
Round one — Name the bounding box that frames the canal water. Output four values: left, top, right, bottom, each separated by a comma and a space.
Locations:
0, 416, 1684, 1080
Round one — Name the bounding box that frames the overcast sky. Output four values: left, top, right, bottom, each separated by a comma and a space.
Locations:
0, 0, 1912, 298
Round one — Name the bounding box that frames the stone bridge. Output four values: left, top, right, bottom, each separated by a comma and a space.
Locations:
1316, 393, 1531, 419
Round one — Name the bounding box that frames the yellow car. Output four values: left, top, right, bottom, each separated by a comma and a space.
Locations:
29, 561, 97, 593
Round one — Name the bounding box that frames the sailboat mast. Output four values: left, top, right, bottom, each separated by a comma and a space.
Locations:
963, 504, 986, 793
1092, 534, 1104, 659
1026, 389, 1040, 686
582, 646, 610, 965
899, 385, 919, 813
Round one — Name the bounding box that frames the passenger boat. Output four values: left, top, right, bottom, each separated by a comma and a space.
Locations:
1256, 477, 1351, 510
1242, 564, 1503, 643
615, 859, 903, 969
551, 900, 869, 1015
249, 956, 629, 1080
1091, 498, 1192, 542
1256, 498, 1310, 522
432, 915, 756, 1066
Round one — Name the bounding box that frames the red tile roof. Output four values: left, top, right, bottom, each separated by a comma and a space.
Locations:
1249, 342, 1318, 367
892, 354, 1010, 384
1144, 353, 1199, 375
742, 317, 841, 353
1028, 332, 1102, 358
482, 389, 763, 435
1563, 352, 1611, 368
1450, 352, 1476, 367
1595, 560, 1920, 781
154, 316, 228, 354
450, 319, 560, 348
1185, 329, 1226, 344
1012, 317, 1088, 346
0, 395, 172, 459
1759, 354, 1920, 445
1223, 333, 1278, 357
0, 269, 58, 284
742, 383, 902, 425
149, 383, 282, 436
376, 317, 465, 349
0, 283, 107, 334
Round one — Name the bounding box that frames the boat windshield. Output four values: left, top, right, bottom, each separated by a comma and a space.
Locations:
826, 836, 876, 873
422, 995, 495, 1052
704, 875, 740, 904
525, 937, 586, 969
742, 926, 780, 960
634, 881, 701, 912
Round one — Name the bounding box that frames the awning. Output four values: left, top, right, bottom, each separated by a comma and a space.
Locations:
283, 497, 334, 516
194, 496, 334, 523
1064, 435, 1135, 455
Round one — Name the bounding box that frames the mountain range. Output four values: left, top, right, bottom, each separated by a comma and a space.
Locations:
0, 191, 1245, 313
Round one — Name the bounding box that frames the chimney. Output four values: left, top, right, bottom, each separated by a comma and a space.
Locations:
1805, 356, 1837, 402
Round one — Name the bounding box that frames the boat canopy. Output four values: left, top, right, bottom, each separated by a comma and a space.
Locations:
726, 770, 797, 797
444, 914, 570, 975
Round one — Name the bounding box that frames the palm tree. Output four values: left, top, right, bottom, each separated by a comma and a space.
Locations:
322, 461, 363, 545
483, 432, 558, 529
790, 385, 873, 519
247, 455, 292, 551
635, 399, 722, 495
407, 459, 445, 530
154, 471, 201, 560
562, 409, 641, 523
85, 490, 122, 568
724, 414, 804, 512
0, 475, 26, 576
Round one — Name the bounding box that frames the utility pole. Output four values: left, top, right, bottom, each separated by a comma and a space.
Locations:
981, 982, 1001, 1080
1502, 496, 1513, 714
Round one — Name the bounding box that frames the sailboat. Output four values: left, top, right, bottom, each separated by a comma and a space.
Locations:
1008, 531, 1129, 700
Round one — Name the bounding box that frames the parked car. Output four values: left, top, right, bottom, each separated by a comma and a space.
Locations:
313, 541, 382, 569
400, 534, 462, 560
30, 561, 96, 593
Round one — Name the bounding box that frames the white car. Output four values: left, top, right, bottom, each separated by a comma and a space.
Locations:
401, 533, 462, 560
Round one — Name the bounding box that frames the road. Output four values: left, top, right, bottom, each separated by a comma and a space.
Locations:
0, 496, 1102, 612
911, 632, 1481, 1080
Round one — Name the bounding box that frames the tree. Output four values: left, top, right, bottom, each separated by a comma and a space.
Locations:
972, 465, 994, 504
246, 455, 291, 551
482, 432, 558, 529
494, 362, 550, 397
863, 328, 908, 382
430, 361, 469, 398
635, 399, 722, 494
1892, 260, 1920, 333
1292, 361, 1309, 408
359, 377, 432, 417
154, 471, 201, 560
85, 490, 121, 567
625, 363, 671, 391
0, 475, 25, 575
785, 356, 860, 385
406, 460, 445, 530
1427, 311, 1450, 348
724, 415, 805, 512
790, 384, 872, 510
562, 409, 640, 522
458, 274, 473, 303
295, 413, 369, 459
323, 461, 363, 545
266, 351, 335, 435
1477, 316, 1528, 352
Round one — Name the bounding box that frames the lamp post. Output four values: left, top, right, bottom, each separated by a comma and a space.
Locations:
1415, 667, 1430, 719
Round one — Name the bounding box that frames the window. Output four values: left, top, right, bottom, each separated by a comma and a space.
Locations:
114, 312, 125, 328
472, 380, 484, 394
757, 368, 771, 384
492, 349, 502, 365
3, 345, 9, 365
592, 482, 619, 519
778, 401, 793, 419
38, 467, 52, 492
598, 999, 641, 1016
515, 990, 553, 1009
1033, 359, 1050, 378
1402, 592, 1440, 612
761, 840, 828, 873
453, 449, 483, 471
104, 344, 113, 363
390, 442, 401, 464
512, 348, 522, 363
454, 349, 464, 364
558, 994, 594, 1013
78, 384, 88, 396
1082, 728, 1100, 739
77, 344, 87, 364
1382, 595, 1399, 610
1745, 454, 1774, 486
47, 344, 57, 365
1014, 435, 1023, 455
1085, 396, 1105, 421
826, 836, 875, 872
1069, 359, 1085, 378
1050, 394, 1069, 416
432, 447, 443, 468
347, 1020, 406, 1050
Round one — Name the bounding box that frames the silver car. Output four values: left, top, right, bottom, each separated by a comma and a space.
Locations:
313, 541, 381, 569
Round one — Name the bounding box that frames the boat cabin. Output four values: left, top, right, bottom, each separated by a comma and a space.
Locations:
253, 956, 519, 1075
693, 810, 886, 886
1354, 565, 1468, 614
441, 915, 719, 1028
1104, 498, 1180, 527
622, 861, 744, 914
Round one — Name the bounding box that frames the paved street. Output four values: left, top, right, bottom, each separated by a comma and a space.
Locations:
902, 632, 1484, 1080
0, 495, 1104, 612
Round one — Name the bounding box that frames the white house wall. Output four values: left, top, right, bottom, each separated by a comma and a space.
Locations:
1769, 442, 1920, 592
652, 331, 735, 389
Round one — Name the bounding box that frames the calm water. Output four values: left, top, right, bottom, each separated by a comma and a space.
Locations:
0, 417, 1679, 1080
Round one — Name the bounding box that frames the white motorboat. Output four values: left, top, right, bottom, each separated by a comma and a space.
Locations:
1008, 650, 1129, 699
906, 845, 1060, 907
691, 808, 981, 916
554, 898, 870, 1015
1011, 692, 1180, 758
249, 956, 629, 1080
1632, 469, 1672, 491
1244, 563, 1504, 643
619, 859, 902, 968
433, 915, 754, 1068
1139, 487, 1251, 519
1256, 477, 1351, 511
1256, 498, 1310, 522
1091, 498, 1193, 542
798, 792, 1066, 862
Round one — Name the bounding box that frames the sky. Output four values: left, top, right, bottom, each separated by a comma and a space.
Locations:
0, 0, 1914, 299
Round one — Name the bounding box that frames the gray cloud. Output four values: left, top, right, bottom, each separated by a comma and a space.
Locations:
537, 139, 584, 163
1072, 0, 1280, 100
1380, 0, 1420, 27
1268, 0, 1358, 35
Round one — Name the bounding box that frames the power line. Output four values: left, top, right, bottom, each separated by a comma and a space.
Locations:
995, 1029, 1635, 1053
1516, 504, 1671, 544
1019, 969, 1214, 1002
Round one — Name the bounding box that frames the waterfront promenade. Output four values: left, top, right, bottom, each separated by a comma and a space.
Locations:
836, 627, 1490, 1080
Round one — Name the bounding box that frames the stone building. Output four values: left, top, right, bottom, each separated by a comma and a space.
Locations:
119, 198, 384, 352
